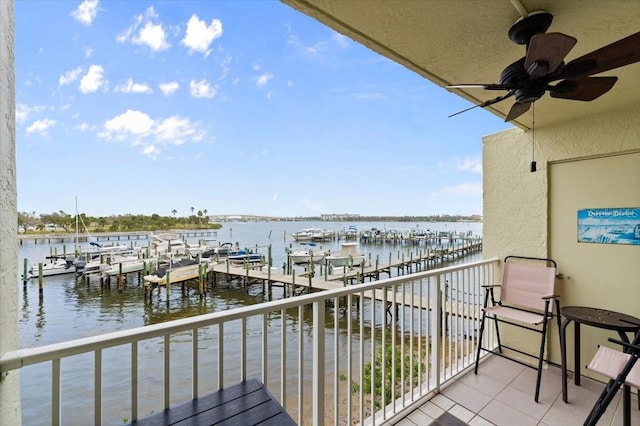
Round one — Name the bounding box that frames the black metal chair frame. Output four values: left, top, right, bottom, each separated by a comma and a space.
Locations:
584, 327, 640, 426
475, 256, 561, 403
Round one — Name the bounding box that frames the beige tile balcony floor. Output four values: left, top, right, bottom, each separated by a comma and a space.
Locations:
390, 355, 640, 426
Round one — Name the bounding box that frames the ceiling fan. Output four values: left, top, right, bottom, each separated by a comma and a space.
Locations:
446, 11, 640, 122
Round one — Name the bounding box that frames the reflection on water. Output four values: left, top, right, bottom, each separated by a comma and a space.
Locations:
17, 221, 482, 424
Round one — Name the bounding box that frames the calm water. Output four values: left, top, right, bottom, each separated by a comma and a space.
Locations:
17, 221, 482, 425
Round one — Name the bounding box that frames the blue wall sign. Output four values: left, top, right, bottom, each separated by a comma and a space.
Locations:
578, 208, 640, 245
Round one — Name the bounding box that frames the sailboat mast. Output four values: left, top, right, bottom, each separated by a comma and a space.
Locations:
75, 196, 79, 255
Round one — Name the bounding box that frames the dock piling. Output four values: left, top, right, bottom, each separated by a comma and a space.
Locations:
38, 263, 43, 296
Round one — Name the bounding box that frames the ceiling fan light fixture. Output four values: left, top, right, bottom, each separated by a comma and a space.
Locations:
514, 84, 545, 103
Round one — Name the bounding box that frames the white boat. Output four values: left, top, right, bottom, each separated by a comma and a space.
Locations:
148, 233, 188, 256
100, 256, 160, 278
80, 242, 132, 257
201, 242, 235, 259
313, 229, 334, 241
143, 258, 213, 286
325, 242, 366, 268
344, 225, 358, 240
74, 245, 141, 275
27, 258, 75, 278
292, 227, 334, 242
287, 247, 327, 264
292, 228, 317, 241
227, 250, 264, 265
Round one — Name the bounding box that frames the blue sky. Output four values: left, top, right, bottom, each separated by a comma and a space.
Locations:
15, 0, 511, 218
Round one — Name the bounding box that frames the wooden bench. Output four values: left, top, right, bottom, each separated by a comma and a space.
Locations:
129, 378, 296, 425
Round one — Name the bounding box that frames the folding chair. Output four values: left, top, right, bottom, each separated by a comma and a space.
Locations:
584, 327, 640, 426
475, 256, 561, 402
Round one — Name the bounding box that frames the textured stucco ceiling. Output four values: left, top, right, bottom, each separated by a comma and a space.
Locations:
281, 0, 640, 130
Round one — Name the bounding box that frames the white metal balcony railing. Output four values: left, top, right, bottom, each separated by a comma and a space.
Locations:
1, 258, 499, 426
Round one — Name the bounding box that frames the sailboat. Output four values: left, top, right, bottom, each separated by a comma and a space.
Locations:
72, 198, 131, 274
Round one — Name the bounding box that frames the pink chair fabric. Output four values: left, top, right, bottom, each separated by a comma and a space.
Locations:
588, 345, 640, 388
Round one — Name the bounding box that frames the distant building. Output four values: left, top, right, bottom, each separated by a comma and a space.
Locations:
320, 213, 361, 221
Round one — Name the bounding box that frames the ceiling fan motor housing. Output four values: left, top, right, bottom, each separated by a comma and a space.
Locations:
499, 57, 547, 103
514, 84, 545, 103
508, 11, 553, 45
500, 57, 528, 86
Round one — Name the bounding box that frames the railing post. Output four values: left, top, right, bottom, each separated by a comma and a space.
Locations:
312, 301, 325, 425
52, 359, 61, 426
432, 275, 442, 392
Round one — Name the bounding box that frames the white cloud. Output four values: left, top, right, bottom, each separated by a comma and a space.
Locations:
75, 123, 92, 131
98, 109, 206, 157
256, 72, 273, 88
24, 75, 41, 87
182, 14, 223, 56
332, 32, 350, 49
100, 110, 154, 140
287, 33, 328, 56
71, 0, 99, 26
59, 67, 83, 86
142, 145, 160, 157
117, 7, 170, 52
16, 104, 29, 123
287, 81, 294, 88
84, 47, 93, 58
158, 81, 179, 96
457, 157, 483, 174
155, 116, 205, 145
219, 55, 232, 80
135, 21, 170, 51
16, 104, 45, 124
114, 78, 153, 94
189, 79, 217, 99
26, 118, 56, 136
79, 65, 106, 94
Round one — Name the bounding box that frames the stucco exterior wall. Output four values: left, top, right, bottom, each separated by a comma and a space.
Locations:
483, 103, 640, 363
485, 103, 640, 258
0, 0, 20, 424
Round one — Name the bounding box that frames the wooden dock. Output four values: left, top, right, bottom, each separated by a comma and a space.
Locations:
18, 230, 219, 245
178, 240, 484, 312
63, 236, 482, 315
202, 261, 481, 319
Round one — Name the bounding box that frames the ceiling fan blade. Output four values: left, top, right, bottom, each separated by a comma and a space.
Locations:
505, 101, 531, 122
525, 33, 577, 78
561, 31, 640, 79
448, 93, 513, 118
446, 83, 506, 91
549, 76, 618, 101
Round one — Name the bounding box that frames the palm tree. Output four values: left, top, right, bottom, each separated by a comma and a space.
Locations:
172, 209, 177, 218
190, 206, 195, 216
203, 209, 207, 216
